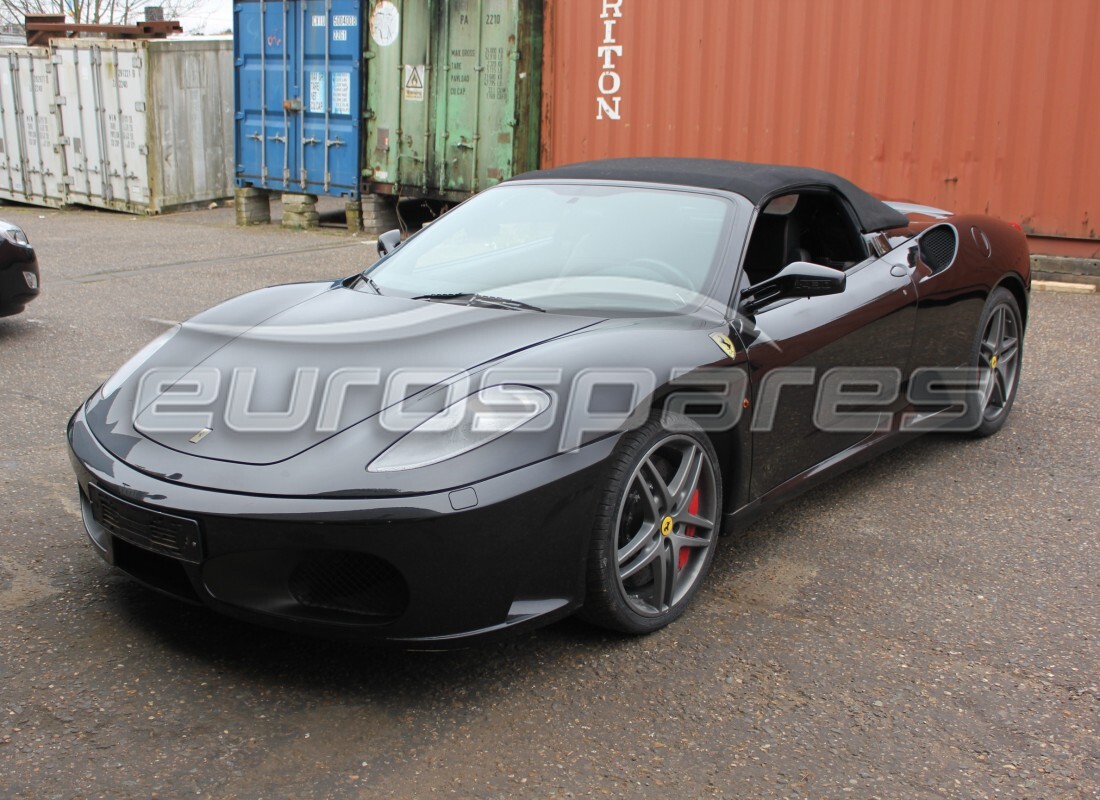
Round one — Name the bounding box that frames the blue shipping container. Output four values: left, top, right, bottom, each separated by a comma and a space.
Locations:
234, 0, 362, 197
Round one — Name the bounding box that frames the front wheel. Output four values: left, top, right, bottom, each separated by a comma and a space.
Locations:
969, 287, 1024, 437
580, 413, 722, 634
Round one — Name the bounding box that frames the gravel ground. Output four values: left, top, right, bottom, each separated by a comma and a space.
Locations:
0, 205, 1096, 799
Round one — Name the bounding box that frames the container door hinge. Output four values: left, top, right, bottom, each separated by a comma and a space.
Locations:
138, 145, 149, 155
134, 101, 146, 112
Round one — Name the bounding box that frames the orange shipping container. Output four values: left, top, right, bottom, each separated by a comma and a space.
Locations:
540, 0, 1100, 258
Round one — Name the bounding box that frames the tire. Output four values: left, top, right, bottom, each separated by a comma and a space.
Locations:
969, 287, 1024, 438
580, 412, 723, 634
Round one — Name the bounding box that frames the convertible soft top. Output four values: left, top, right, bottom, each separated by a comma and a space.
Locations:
510, 158, 909, 234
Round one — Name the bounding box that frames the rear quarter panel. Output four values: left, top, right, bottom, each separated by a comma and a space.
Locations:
905, 214, 1029, 372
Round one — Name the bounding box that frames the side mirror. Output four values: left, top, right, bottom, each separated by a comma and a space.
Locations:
377, 228, 402, 257
740, 261, 846, 313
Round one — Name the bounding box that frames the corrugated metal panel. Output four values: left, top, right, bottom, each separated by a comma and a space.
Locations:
234, 0, 363, 197
145, 38, 235, 210
541, 0, 1100, 250
0, 47, 67, 207
363, 0, 542, 201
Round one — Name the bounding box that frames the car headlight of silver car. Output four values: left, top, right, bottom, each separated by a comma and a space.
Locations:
368, 384, 552, 472
1, 225, 29, 246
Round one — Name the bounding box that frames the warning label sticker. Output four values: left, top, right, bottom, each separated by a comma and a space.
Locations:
309, 71, 324, 113
331, 72, 351, 115
403, 64, 425, 101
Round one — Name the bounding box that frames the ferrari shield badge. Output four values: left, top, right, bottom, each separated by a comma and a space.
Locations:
709, 333, 737, 359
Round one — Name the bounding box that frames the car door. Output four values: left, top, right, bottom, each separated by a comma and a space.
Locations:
737, 192, 918, 498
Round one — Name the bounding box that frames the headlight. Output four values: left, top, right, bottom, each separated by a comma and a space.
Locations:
368, 384, 552, 472
1, 226, 29, 246
100, 324, 181, 398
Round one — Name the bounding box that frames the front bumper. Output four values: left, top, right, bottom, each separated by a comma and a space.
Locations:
67, 406, 616, 645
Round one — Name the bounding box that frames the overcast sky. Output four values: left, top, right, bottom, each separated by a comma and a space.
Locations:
176, 0, 233, 34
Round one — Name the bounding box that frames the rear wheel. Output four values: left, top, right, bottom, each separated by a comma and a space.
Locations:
580, 413, 722, 634
970, 287, 1023, 437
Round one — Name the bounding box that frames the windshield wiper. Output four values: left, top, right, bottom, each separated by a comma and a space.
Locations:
412, 293, 544, 312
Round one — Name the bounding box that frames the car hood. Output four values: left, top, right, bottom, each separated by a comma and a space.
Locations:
88, 282, 602, 466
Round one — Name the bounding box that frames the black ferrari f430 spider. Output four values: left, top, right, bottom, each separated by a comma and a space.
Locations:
68, 159, 1029, 644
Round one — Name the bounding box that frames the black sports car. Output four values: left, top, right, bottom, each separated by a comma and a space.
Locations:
0, 219, 39, 317
67, 159, 1030, 644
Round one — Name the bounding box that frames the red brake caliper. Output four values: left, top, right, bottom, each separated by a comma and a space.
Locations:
678, 489, 700, 571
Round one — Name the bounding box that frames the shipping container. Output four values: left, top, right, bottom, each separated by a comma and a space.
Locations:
0, 46, 67, 207
540, 0, 1100, 259
234, 0, 363, 197
50, 37, 234, 214
362, 0, 542, 201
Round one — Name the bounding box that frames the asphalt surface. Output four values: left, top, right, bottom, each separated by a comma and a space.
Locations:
0, 204, 1097, 800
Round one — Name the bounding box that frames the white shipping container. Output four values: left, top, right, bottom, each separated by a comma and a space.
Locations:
48, 36, 234, 214
0, 47, 67, 207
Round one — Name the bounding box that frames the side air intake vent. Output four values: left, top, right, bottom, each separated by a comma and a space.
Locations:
918, 224, 958, 273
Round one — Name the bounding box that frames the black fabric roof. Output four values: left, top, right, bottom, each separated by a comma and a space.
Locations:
509, 158, 908, 233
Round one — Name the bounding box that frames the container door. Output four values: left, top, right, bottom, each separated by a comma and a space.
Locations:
97, 42, 151, 210
53, 44, 108, 206
235, 0, 361, 197
31, 48, 68, 206
0, 49, 29, 203
6, 48, 60, 205
298, 0, 362, 196
235, 0, 301, 191
53, 44, 111, 208
364, 0, 431, 194
432, 0, 519, 194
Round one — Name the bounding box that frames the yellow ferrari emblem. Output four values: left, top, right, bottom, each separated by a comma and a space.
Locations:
990, 354, 998, 369
661, 516, 674, 536
709, 332, 737, 359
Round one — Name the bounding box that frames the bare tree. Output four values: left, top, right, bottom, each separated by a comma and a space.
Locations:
0, 0, 207, 27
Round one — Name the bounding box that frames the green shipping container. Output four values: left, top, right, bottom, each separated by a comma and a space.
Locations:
363, 0, 542, 201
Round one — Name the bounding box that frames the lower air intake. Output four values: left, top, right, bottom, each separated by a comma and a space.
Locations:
288, 551, 409, 620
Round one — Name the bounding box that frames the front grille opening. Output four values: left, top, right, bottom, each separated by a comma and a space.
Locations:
289, 551, 409, 620
113, 537, 201, 604
919, 224, 958, 273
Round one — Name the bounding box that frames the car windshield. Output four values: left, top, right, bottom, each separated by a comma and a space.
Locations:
363, 183, 735, 316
